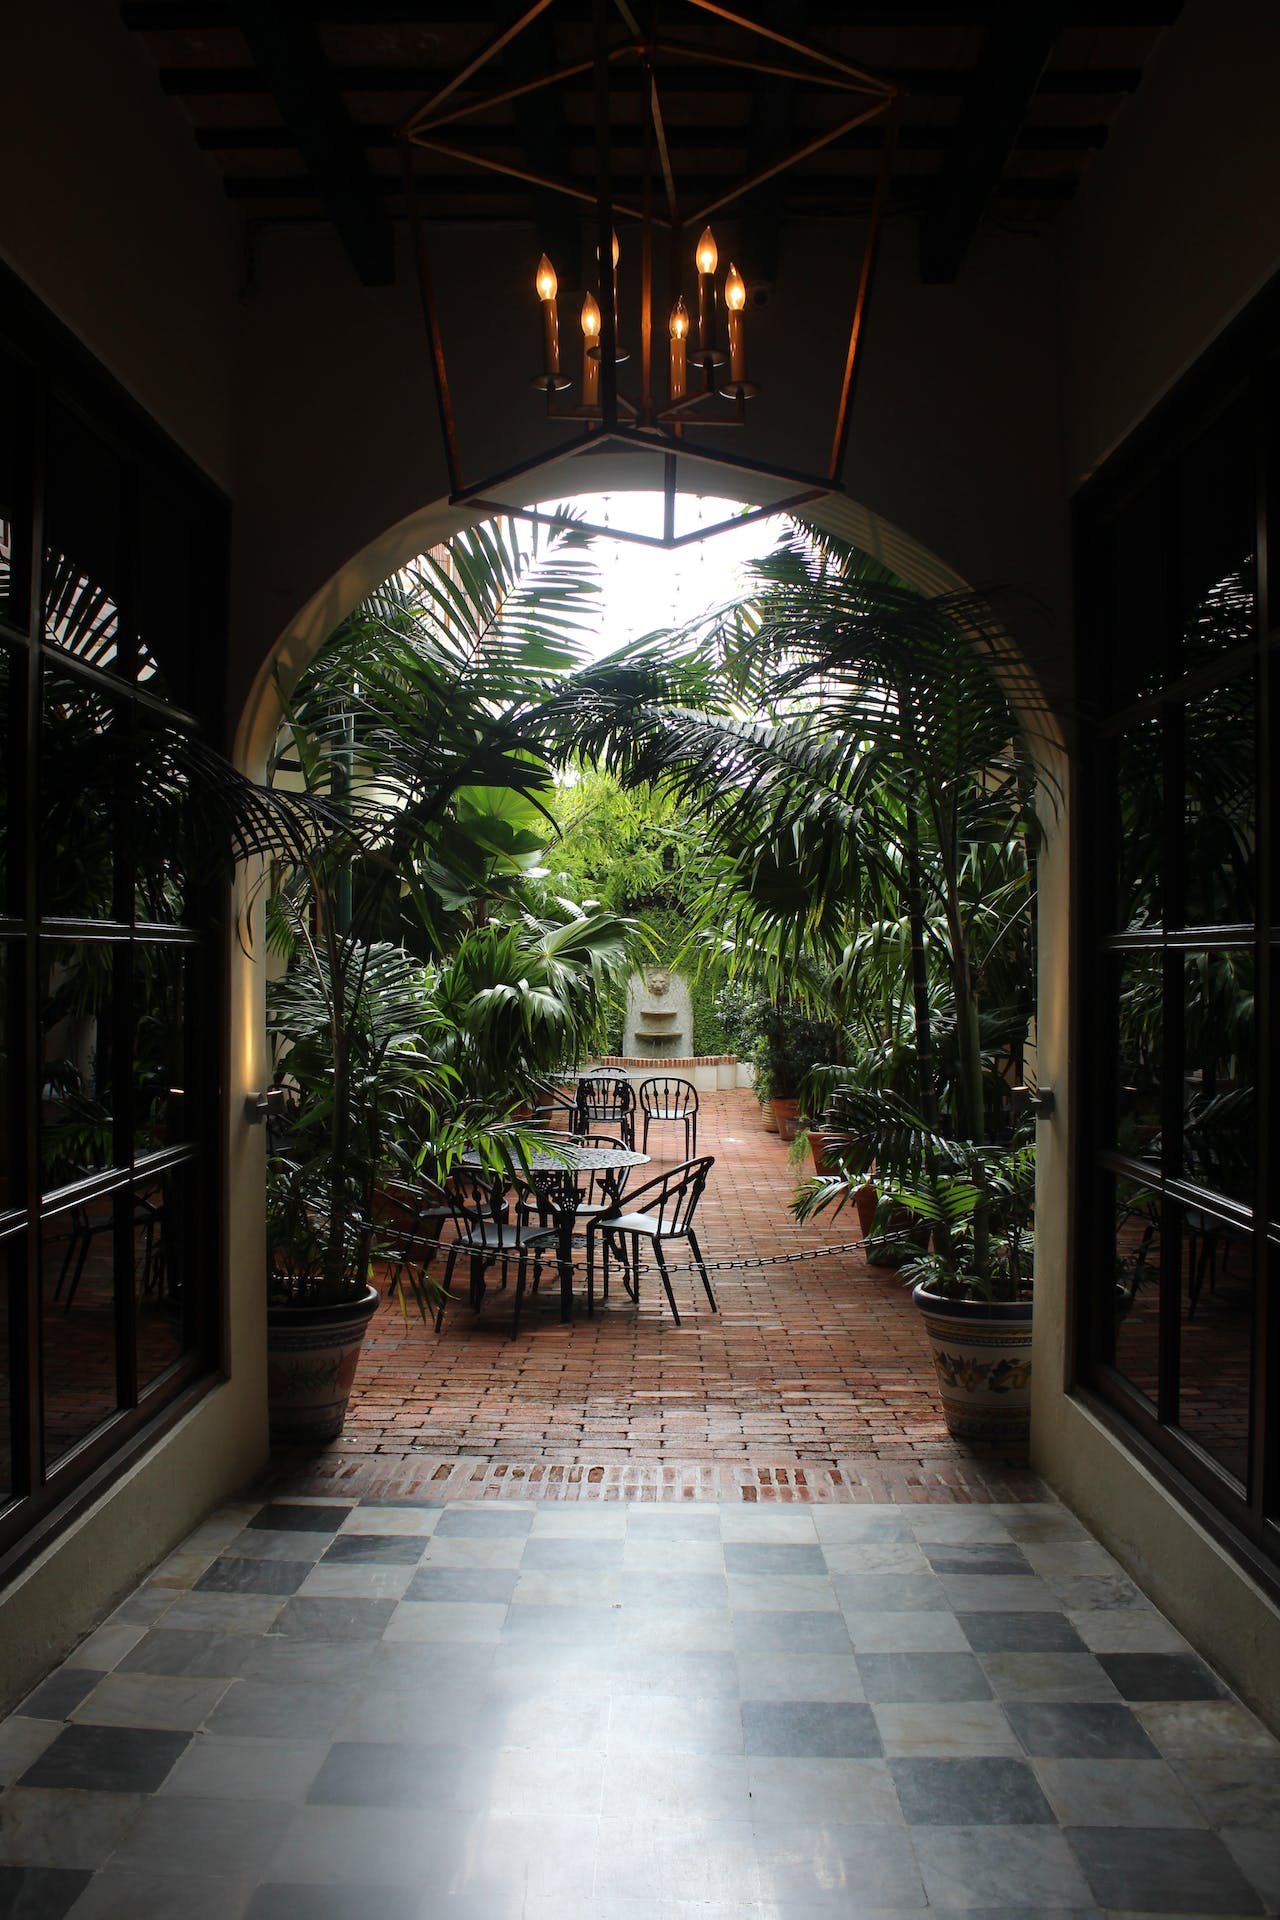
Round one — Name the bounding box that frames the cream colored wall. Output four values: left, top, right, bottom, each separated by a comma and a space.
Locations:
0, 4, 259, 1711
1031, 0, 1280, 1733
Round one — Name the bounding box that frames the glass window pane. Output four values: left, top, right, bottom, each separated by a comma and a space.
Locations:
0, 940, 20, 1212
43, 405, 127, 677
1114, 720, 1163, 930
1109, 1176, 1162, 1407
1183, 673, 1255, 927
137, 484, 198, 711
1176, 1204, 1253, 1486
41, 1204, 119, 1464
1114, 954, 1165, 1163
1102, 481, 1166, 710
1176, 402, 1254, 675
41, 940, 118, 1192
40, 672, 120, 920
0, 642, 13, 912
0, 345, 24, 628
134, 948, 191, 1159
1182, 950, 1254, 1205
133, 724, 195, 925
136, 1166, 198, 1392
0, 1230, 15, 1505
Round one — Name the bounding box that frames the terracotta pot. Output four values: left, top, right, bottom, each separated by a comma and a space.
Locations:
772, 1097, 800, 1140
854, 1182, 879, 1238
267, 1285, 379, 1444
912, 1284, 1032, 1443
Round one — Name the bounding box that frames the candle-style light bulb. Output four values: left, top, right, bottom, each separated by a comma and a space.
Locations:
612, 229, 620, 270
669, 295, 688, 403
534, 252, 566, 388
695, 226, 725, 366
724, 262, 748, 388
581, 291, 601, 405
535, 253, 558, 302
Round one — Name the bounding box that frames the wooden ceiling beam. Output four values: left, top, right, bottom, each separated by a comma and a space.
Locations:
225, 2, 396, 283
158, 61, 1144, 99
194, 120, 1107, 154
918, 9, 1062, 284
124, 2, 1180, 27
225, 170, 1076, 203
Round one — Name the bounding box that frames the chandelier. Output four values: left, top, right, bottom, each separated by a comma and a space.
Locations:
399, 1, 900, 548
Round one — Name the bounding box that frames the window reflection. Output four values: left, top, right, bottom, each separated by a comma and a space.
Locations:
40, 940, 117, 1192
1177, 1203, 1253, 1486
136, 1167, 195, 1393
0, 941, 17, 1211
40, 673, 118, 920
1115, 720, 1162, 930
1108, 1176, 1162, 1407
1182, 951, 1253, 1203
134, 948, 191, 1159
1114, 954, 1164, 1162
1103, 481, 1165, 709
41, 1205, 118, 1466
1183, 670, 1255, 927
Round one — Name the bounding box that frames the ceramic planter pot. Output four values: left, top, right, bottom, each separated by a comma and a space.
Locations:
760, 1098, 778, 1133
912, 1284, 1032, 1442
772, 1096, 800, 1140
267, 1284, 379, 1444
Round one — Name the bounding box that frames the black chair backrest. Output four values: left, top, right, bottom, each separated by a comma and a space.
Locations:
576, 1075, 635, 1120
576, 1133, 634, 1206
638, 1076, 698, 1115
612, 1155, 714, 1236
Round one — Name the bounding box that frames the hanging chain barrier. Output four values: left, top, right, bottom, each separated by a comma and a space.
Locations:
382, 1225, 875, 1282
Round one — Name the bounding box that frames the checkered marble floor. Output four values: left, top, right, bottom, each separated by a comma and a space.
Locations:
1, 1496, 1277, 1918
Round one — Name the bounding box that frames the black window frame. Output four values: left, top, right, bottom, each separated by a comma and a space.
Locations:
0, 267, 229, 1583
1073, 271, 1279, 1596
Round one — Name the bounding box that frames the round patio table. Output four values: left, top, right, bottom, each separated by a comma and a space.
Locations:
459, 1142, 648, 1321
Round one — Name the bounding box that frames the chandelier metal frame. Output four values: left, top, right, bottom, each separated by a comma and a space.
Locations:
399, 0, 900, 548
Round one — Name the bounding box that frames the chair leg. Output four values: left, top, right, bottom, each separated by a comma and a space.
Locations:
642, 1113, 650, 1154
687, 1227, 716, 1310
435, 1246, 460, 1332
652, 1240, 681, 1325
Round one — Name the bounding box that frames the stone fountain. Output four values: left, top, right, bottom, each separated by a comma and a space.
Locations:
624, 965, 693, 1060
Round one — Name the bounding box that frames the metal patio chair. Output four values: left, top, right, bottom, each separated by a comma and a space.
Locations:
584, 1154, 717, 1324
638, 1075, 699, 1158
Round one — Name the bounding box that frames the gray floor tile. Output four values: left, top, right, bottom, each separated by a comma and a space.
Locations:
499, 1602, 617, 1644
117, 1629, 259, 1679
223, 1530, 336, 1565
1136, 1701, 1280, 1758
833, 1574, 948, 1613
810, 1507, 914, 1544
843, 1610, 969, 1653
745, 1755, 902, 1825
1005, 1701, 1159, 1758
106, 1794, 295, 1877
1068, 1825, 1264, 1912
620, 1537, 725, 1573
431, 1809, 599, 1903
1170, 1753, 1280, 1828
608, 1649, 741, 1698
0, 1719, 62, 1787
247, 1503, 352, 1533
723, 1543, 827, 1576
63, 1868, 253, 1917
306, 1738, 466, 1810
608, 1693, 743, 1755
741, 1701, 881, 1759
384, 1600, 508, 1645
728, 1573, 839, 1613
320, 1534, 426, 1566
156, 1594, 286, 1635
913, 1825, 1093, 1908
736, 1652, 865, 1702
617, 1570, 728, 1609
0, 1789, 147, 1869
1069, 1609, 1191, 1654
1033, 1756, 1205, 1828
529, 1507, 627, 1539
996, 1505, 1091, 1544
205, 1680, 356, 1741
1223, 1826, 1280, 1912
512, 1567, 624, 1607
17, 1672, 101, 1721
820, 1540, 932, 1576
159, 1733, 330, 1802
521, 1537, 625, 1570
910, 1510, 1017, 1544
733, 1612, 852, 1656
857, 1653, 992, 1704
939, 1574, 1062, 1612
923, 1543, 1034, 1576
339, 1506, 441, 1537
597, 1813, 759, 1903
1096, 1652, 1228, 1702
0, 1865, 91, 1917
266, 1803, 456, 1888
70, 1674, 231, 1733
873, 1702, 1022, 1757
239, 1639, 375, 1687
16, 1725, 189, 1793
617, 1606, 732, 1653
270, 1597, 397, 1641
1043, 1573, 1151, 1612
419, 1535, 527, 1569
601, 1749, 749, 1823
63, 1624, 148, 1673
403, 1565, 518, 1605
752, 1819, 925, 1910
194, 1559, 311, 1597
624, 1508, 722, 1540
958, 1612, 1088, 1654
433, 1508, 535, 1538
891, 1755, 1054, 1824
981, 1653, 1123, 1703
718, 1509, 819, 1544
245, 1886, 421, 1920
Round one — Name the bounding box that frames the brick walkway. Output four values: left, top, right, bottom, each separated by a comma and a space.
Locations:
285, 1092, 1039, 1506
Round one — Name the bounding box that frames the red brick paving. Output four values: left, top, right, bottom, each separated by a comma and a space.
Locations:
278, 1092, 1041, 1504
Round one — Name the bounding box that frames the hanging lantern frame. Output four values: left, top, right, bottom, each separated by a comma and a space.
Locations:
399, 0, 901, 548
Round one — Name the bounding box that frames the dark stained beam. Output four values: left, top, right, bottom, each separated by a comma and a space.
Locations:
225, 170, 1076, 204
225, 3, 395, 284
124, 2, 1180, 26
158, 62, 1144, 100
739, 0, 806, 291
918, 10, 1062, 283
495, 0, 578, 276
193, 120, 1108, 155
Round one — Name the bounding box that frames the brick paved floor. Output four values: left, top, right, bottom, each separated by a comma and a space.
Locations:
294, 1092, 1036, 1506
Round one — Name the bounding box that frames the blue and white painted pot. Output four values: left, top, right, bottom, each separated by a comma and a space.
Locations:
266, 1285, 379, 1444
912, 1285, 1033, 1443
